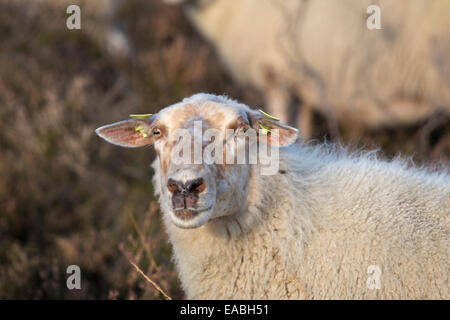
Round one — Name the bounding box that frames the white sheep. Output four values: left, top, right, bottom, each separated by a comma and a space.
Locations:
96, 93, 449, 299
167, 0, 450, 138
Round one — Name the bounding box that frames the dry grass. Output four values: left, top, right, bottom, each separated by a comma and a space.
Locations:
127, 258, 172, 300
0, 0, 447, 299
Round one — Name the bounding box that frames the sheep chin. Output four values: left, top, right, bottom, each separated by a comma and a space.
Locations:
169, 206, 214, 229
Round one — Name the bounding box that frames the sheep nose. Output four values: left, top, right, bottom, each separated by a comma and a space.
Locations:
167, 178, 206, 195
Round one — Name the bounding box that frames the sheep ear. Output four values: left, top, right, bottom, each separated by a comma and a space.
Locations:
242, 110, 299, 146
95, 119, 154, 148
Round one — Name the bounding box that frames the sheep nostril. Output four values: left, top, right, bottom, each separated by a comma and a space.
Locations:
167, 178, 181, 193
187, 178, 206, 193
167, 178, 206, 195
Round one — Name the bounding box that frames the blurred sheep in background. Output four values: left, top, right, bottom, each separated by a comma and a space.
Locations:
167, 0, 450, 140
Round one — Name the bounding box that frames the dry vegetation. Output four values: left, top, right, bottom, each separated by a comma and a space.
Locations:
0, 0, 448, 299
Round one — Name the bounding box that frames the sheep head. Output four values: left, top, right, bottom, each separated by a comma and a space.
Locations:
95, 94, 298, 228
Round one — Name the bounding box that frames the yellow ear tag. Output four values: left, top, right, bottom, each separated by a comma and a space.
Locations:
129, 114, 153, 120
135, 125, 148, 138
257, 109, 280, 121
259, 123, 279, 136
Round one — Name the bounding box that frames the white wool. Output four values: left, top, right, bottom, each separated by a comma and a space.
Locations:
151, 95, 449, 299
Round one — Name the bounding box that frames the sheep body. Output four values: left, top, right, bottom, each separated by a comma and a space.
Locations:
153, 135, 449, 299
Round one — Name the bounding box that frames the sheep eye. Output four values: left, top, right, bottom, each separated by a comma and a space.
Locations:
152, 129, 161, 136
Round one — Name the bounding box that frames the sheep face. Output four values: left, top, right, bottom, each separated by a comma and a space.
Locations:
95, 94, 298, 228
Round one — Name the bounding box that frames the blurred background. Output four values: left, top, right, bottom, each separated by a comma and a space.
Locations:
0, 0, 448, 299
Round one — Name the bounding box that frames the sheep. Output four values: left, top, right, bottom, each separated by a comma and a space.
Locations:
165, 0, 450, 138
96, 93, 450, 299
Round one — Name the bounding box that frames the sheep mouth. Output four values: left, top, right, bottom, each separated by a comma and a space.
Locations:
173, 206, 212, 220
